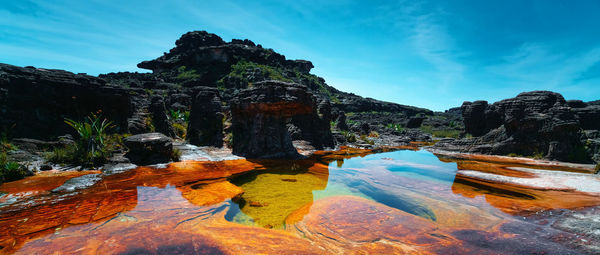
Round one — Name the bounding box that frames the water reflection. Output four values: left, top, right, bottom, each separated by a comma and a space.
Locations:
1, 147, 600, 254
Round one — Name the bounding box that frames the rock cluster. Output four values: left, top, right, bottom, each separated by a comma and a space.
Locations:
436, 91, 600, 163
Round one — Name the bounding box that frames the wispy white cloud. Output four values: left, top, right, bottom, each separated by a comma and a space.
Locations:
487, 42, 600, 90
410, 13, 465, 91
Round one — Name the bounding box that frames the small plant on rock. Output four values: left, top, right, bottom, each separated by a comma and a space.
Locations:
47, 113, 116, 167
1, 146, 28, 183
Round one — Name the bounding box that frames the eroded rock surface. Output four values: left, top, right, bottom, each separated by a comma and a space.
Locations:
0, 64, 133, 139
437, 91, 599, 163
230, 80, 331, 158
124, 133, 174, 165
186, 87, 224, 147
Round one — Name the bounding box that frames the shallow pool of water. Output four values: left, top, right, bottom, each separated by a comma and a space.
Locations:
1, 148, 599, 254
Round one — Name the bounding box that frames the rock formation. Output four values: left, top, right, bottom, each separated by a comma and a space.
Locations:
124, 133, 174, 165
230, 80, 327, 158
149, 95, 177, 138
186, 87, 224, 147
0, 64, 132, 139
436, 91, 599, 163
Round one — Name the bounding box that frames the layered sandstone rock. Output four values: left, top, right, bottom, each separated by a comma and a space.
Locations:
230, 80, 330, 158
0, 64, 133, 139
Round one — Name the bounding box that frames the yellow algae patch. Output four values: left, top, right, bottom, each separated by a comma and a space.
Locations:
231, 171, 328, 229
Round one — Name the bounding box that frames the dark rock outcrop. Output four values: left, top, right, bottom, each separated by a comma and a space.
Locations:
186, 87, 224, 147
335, 112, 349, 131
124, 133, 174, 165
461, 100, 502, 136
437, 91, 597, 163
334, 92, 433, 116
137, 31, 314, 86
406, 116, 425, 128
149, 95, 177, 138
288, 100, 334, 149
231, 81, 328, 158
0, 64, 133, 139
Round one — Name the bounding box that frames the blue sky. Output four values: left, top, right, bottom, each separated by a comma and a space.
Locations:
1, 0, 599, 111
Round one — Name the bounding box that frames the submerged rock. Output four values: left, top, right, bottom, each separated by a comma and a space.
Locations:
51, 174, 101, 193
124, 133, 174, 165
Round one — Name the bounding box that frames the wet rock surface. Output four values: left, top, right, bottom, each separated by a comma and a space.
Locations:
51, 174, 101, 193
124, 133, 174, 165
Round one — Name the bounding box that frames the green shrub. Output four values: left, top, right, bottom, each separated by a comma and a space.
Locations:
386, 123, 404, 132
341, 131, 357, 143
172, 123, 187, 139
420, 125, 434, 134
431, 130, 461, 139
169, 110, 190, 122
176, 66, 202, 80
171, 148, 182, 162
507, 153, 521, 157
47, 113, 116, 167
224, 132, 233, 148
595, 163, 600, 173
532, 151, 545, 160
1, 150, 28, 183
145, 116, 156, 132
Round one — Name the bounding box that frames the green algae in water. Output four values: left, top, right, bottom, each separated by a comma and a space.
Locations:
230, 171, 327, 229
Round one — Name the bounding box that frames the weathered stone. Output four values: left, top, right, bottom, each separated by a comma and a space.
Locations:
406, 116, 425, 128
335, 112, 349, 131
439, 91, 594, 163
186, 87, 224, 147
124, 133, 174, 165
230, 81, 316, 158
149, 95, 177, 138
0, 64, 133, 139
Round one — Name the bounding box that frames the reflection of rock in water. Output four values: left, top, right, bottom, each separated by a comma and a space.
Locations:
0, 187, 138, 253
229, 161, 329, 229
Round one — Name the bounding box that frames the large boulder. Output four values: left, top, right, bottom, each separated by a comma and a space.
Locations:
230, 81, 318, 158
186, 87, 224, 147
124, 133, 174, 165
0, 64, 133, 139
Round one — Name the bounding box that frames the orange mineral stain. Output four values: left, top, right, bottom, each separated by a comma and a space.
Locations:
0, 146, 598, 254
